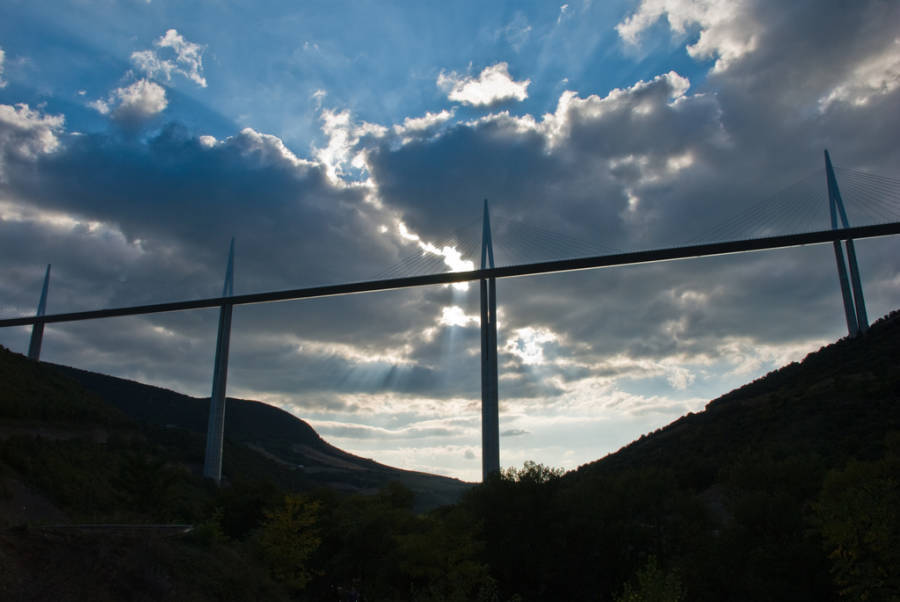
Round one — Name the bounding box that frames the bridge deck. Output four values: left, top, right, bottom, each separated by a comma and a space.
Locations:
1, 222, 899, 328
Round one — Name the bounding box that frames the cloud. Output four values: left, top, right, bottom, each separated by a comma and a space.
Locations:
617, 0, 760, 72
392, 110, 455, 138
131, 29, 207, 87
370, 69, 720, 251
360, 0, 900, 411
0, 103, 65, 174
818, 37, 900, 110
312, 420, 464, 440
90, 31, 203, 127
504, 327, 558, 366
501, 428, 529, 437
0, 47, 6, 88
314, 108, 387, 183
499, 13, 532, 52
105, 79, 168, 123
437, 62, 530, 107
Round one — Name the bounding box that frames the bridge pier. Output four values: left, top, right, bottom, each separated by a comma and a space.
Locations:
203, 239, 235, 484
825, 150, 869, 337
480, 200, 500, 480
27, 264, 51, 361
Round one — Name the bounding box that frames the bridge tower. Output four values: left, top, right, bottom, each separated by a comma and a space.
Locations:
825, 150, 869, 337
480, 200, 500, 479
27, 264, 51, 361
203, 239, 235, 484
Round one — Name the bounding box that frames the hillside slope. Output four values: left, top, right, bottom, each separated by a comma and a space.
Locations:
2, 312, 898, 600
460, 310, 900, 601
577, 309, 900, 485
51, 362, 470, 509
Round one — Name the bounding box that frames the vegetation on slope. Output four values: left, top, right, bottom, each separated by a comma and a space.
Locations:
461, 311, 900, 601
1, 310, 899, 600
54, 363, 470, 510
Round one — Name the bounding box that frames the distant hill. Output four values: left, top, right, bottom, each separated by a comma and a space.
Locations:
48, 363, 471, 510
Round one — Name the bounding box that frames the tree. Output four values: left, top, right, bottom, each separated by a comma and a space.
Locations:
257, 494, 321, 592
615, 556, 685, 602
813, 435, 900, 601
501, 460, 564, 484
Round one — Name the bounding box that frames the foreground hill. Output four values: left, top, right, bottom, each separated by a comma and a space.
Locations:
51, 363, 470, 510
2, 311, 898, 600
461, 311, 900, 601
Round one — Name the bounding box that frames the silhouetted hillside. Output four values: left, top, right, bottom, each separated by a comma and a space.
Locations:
51, 362, 470, 509
2, 311, 898, 600
461, 310, 900, 601
575, 309, 900, 486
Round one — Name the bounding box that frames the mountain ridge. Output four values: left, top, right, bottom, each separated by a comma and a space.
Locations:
17, 357, 471, 510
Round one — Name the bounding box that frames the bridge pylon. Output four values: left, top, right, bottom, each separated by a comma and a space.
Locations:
480, 200, 500, 480
27, 264, 51, 361
203, 239, 235, 484
825, 150, 869, 337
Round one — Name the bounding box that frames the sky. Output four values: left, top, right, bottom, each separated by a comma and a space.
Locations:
1, 0, 899, 482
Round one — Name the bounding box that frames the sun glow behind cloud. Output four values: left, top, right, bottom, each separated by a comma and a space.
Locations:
439, 305, 478, 328
396, 221, 475, 290
505, 326, 558, 365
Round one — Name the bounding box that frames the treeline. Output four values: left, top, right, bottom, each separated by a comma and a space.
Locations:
3, 428, 896, 600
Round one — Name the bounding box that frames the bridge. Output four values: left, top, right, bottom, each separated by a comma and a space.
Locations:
3, 151, 899, 483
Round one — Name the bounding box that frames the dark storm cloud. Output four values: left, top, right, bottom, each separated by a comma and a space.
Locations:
0, 116, 451, 398
1, 123, 401, 293
367, 71, 725, 253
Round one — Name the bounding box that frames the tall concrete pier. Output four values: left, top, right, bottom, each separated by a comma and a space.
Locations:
27, 264, 51, 361
825, 150, 868, 337
480, 200, 500, 479
203, 239, 235, 484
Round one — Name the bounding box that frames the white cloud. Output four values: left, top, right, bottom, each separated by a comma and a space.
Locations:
311, 88, 327, 108
109, 79, 168, 122
311, 419, 466, 440
505, 327, 558, 366
541, 71, 694, 148
0, 103, 65, 165
617, 0, 760, 72
224, 127, 315, 169
130, 29, 207, 87
438, 305, 478, 328
819, 37, 900, 110
89, 79, 168, 124
0, 48, 6, 88
315, 108, 387, 183
130, 49, 176, 82
88, 99, 110, 115
438, 62, 530, 107
395, 219, 475, 280
393, 109, 455, 137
